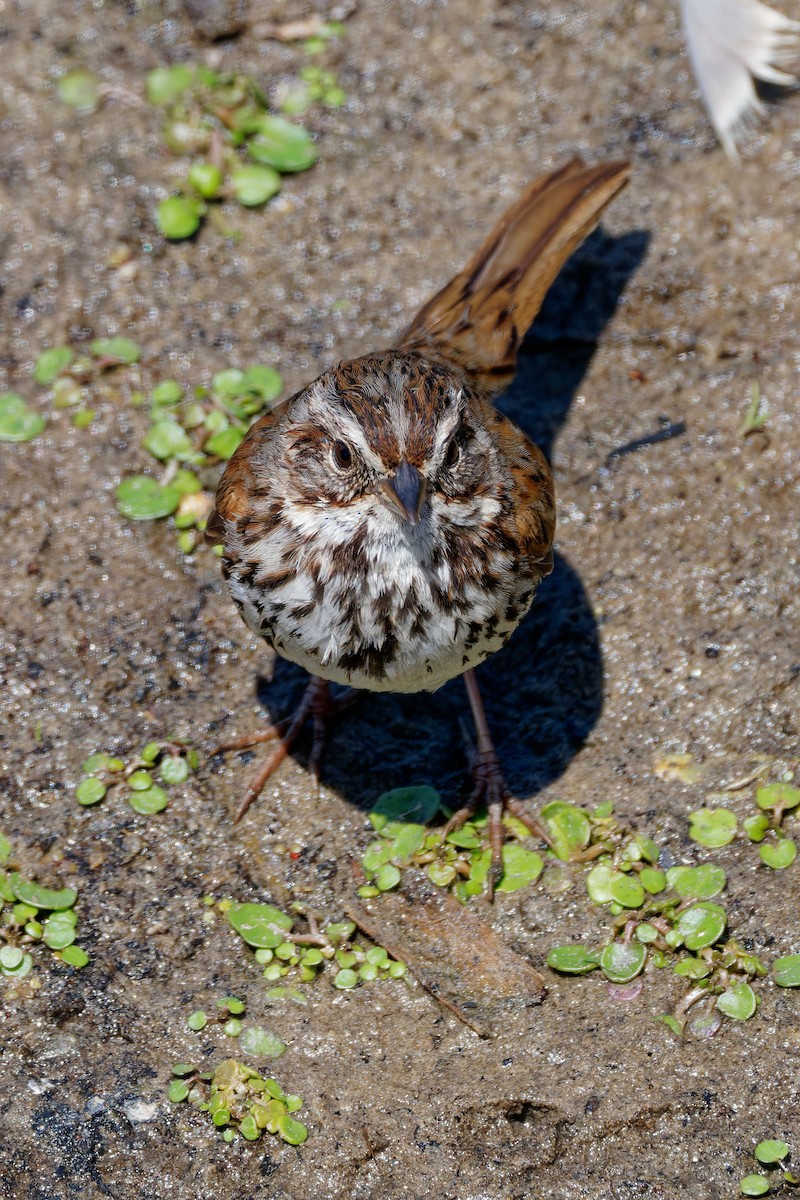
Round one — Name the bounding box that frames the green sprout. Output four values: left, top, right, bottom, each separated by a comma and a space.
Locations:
114, 364, 282, 554
57, 70, 100, 112
75, 741, 198, 814
738, 383, 769, 438
184, 995, 286, 1057
739, 1138, 796, 1194
688, 807, 738, 848
0, 393, 47, 442
0, 836, 89, 984
168, 1059, 307, 1145
144, 64, 320, 240
358, 785, 547, 901
223, 898, 406, 991
27, 337, 143, 433
277, 23, 348, 114
751, 782, 800, 868
684, 776, 799, 868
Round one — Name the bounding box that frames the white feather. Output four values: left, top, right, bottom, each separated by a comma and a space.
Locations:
679, 0, 800, 156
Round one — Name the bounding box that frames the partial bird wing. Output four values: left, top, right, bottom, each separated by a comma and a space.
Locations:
680, 0, 800, 159
205, 407, 278, 545
397, 158, 630, 396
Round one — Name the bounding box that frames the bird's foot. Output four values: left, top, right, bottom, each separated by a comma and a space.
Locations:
442, 747, 552, 899
449, 668, 554, 899
212, 677, 356, 821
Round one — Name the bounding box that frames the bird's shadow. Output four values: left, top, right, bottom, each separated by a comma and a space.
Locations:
250, 227, 650, 811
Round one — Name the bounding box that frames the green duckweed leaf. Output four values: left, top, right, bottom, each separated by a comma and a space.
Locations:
151, 379, 184, 406
599, 940, 647, 983
211, 368, 247, 397
540, 801, 591, 861
146, 64, 194, 105
670, 864, 727, 900
34, 347, 74, 384
375, 864, 401, 891
62, 945, 90, 964
127, 785, 169, 814
743, 813, 771, 842
496, 844, 544, 893
324, 920, 355, 944
42, 911, 78, 950
609, 873, 646, 909
755, 1140, 789, 1164
10, 875, 77, 911
756, 783, 800, 811
239, 1027, 286, 1059
89, 337, 141, 364
247, 116, 317, 172
57, 70, 100, 110
676, 902, 727, 950
277, 1112, 308, 1144
81, 753, 124, 774
361, 841, 391, 874
1, 950, 33, 977
759, 839, 796, 869
128, 770, 153, 791
427, 861, 456, 887
156, 195, 204, 240
371, 786, 441, 827
635, 922, 660, 943
205, 426, 245, 459
772, 954, 800, 987
0, 393, 46, 442
241, 365, 282, 402
116, 475, 181, 520
227, 902, 293, 947
740, 1176, 770, 1196
143, 419, 195, 461
657, 1014, 685, 1037
171, 469, 202, 495
688, 807, 738, 848
639, 867, 667, 893
586, 862, 619, 905
386, 823, 426, 864
716, 980, 757, 1020
0, 946, 24, 971
75, 777, 107, 806
159, 756, 189, 785
333, 967, 358, 989
445, 824, 483, 849
546, 945, 600, 975
239, 1114, 261, 1140
187, 161, 223, 199
231, 164, 281, 206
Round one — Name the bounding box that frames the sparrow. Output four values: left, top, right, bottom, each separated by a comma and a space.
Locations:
207, 156, 630, 891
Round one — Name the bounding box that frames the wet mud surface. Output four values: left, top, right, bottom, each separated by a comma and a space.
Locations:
1, 1, 799, 1196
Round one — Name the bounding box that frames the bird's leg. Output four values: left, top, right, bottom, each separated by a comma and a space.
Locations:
443, 669, 552, 897
212, 676, 357, 821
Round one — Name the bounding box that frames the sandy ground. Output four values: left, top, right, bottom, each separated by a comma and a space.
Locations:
1, 0, 799, 1196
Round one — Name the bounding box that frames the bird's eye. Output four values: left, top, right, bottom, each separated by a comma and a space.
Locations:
443, 439, 460, 469
332, 440, 353, 470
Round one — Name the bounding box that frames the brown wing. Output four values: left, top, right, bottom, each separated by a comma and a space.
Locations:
397, 158, 630, 396
205, 408, 278, 547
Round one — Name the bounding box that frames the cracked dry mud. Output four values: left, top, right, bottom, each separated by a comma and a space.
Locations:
1, 1, 799, 1197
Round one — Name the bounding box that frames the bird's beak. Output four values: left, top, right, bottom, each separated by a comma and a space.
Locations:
379, 459, 427, 526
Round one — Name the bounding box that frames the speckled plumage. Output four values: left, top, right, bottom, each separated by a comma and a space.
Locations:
207, 157, 629, 860
212, 351, 554, 692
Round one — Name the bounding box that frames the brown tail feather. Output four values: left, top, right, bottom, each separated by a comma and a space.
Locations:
397, 158, 630, 395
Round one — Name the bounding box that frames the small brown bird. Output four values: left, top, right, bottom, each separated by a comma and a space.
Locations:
208, 157, 629, 890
